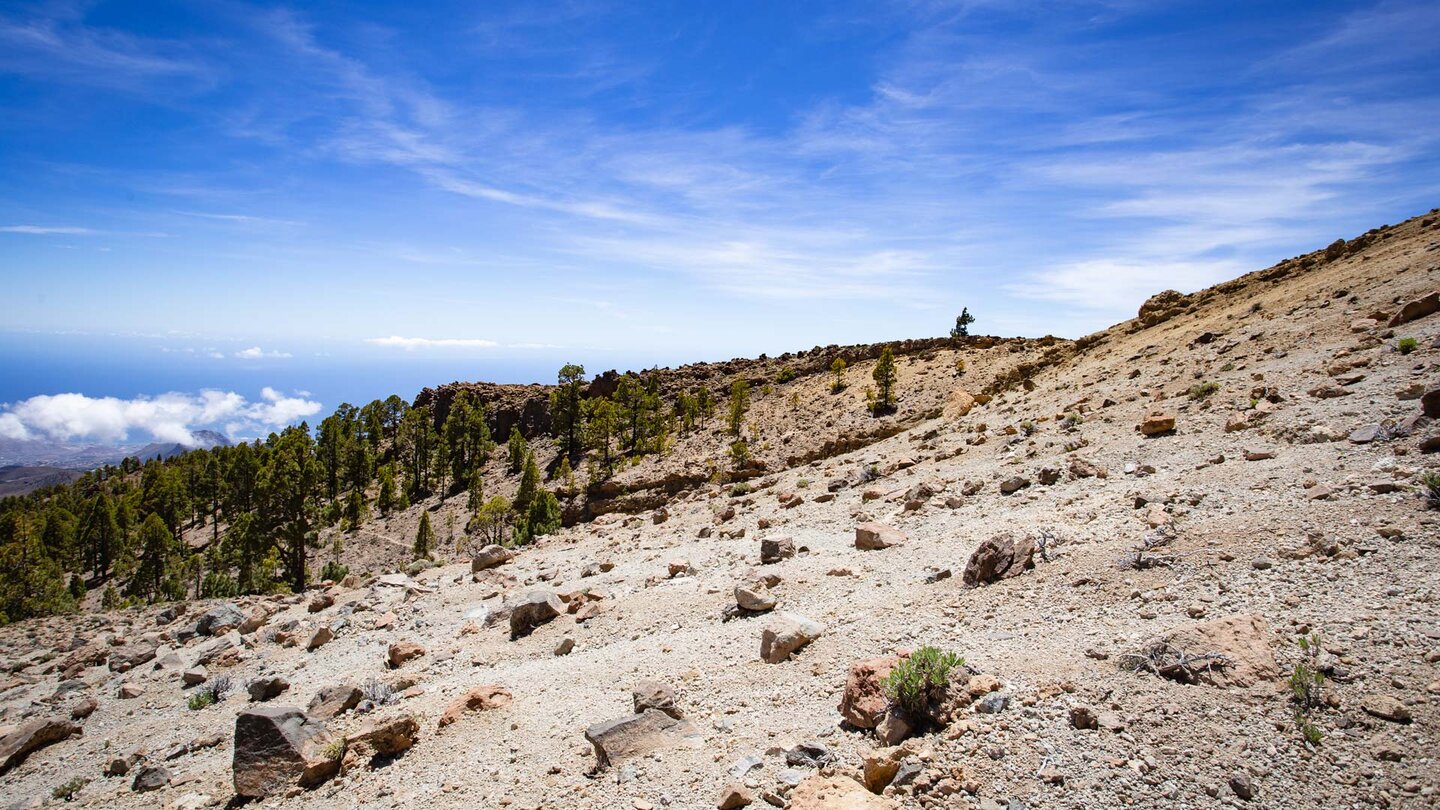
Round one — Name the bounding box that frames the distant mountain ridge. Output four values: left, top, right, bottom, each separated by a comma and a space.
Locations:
0, 428, 233, 472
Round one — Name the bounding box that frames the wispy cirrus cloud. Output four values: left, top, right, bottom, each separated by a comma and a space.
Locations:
233, 346, 292, 359
365, 336, 499, 350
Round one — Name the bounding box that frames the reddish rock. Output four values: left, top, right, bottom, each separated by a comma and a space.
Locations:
838, 655, 906, 729
854, 523, 905, 551
438, 685, 513, 728
0, 716, 81, 774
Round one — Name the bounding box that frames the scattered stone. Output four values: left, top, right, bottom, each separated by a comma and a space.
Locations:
962, 535, 1035, 587
344, 713, 420, 770
789, 774, 899, 809
182, 667, 208, 687
1069, 705, 1098, 730
999, 476, 1031, 495
438, 685, 513, 728
108, 639, 159, 673
554, 637, 576, 656
1229, 772, 1256, 801
760, 535, 796, 565
307, 593, 335, 613
854, 522, 905, 550
131, 765, 171, 792
668, 559, 692, 578
307, 626, 334, 651
717, 782, 753, 809
118, 682, 145, 699
760, 613, 825, 663
387, 639, 426, 669
248, 676, 290, 702
307, 685, 363, 720
735, 580, 778, 612
196, 603, 245, 636
632, 679, 682, 719
1138, 411, 1176, 436
1361, 694, 1413, 724
585, 708, 701, 769
838, 655, 904, 729
509, 591, 565, 638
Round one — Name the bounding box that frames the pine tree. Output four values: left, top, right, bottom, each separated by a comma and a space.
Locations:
951, 308, 975, 338
521, 490, 561, 544
513, 451, 540, 518
830, 357, 848, 393
414, 511, 434, 559
378, 466, 397, 515
79, 493, 120, 581
466, 470, 485, 513
507, 426, 528, 474
344, 489, 367, 530
727, 379, 750, 435
871, 346, 898, 414
583, 397, 619, 477
130, 513, 174, 601
551, 363, 587, 459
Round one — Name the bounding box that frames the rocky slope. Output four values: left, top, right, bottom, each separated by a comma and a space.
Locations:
2, 209, 1439, 810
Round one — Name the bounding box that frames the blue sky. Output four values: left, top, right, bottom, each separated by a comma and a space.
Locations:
1, 0, 1437, 444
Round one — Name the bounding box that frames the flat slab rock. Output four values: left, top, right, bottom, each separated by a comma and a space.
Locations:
584, 708, 701, 768
0, 716, 80, 775
854, 522, 905, 550
1150, 613, 1279, 688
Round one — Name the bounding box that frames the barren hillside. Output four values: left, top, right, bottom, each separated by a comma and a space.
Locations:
2, 209, 1439, 810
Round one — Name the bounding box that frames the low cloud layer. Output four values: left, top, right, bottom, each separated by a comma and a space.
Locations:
365, 335, 499, 350
0, 387, 322, 445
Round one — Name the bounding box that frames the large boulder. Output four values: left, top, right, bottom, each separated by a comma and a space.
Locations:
838, 655, 905, 729
509, 590, 566, 638
1137, 290, 1188, 327
196, 603, 245, 636
961, 535, 1035, 587
1140, 614, 1278, 688
471, 544, 514, 573
760, 613, 825, 663
854, 523, 904, 551
584, 708, 701, 769
438, 685, 513, 728
0, 716, 81, 775
1423, 387, 1440, 419
232, 706, 337, 798
108, 638, 159, 673
1388, 291, 1439, 326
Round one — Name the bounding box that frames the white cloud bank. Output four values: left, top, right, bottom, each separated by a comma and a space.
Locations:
365, 335, 499, 350
0, 387, 322, 444
234, 345, 292, 359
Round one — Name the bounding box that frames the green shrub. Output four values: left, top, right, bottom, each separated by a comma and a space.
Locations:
1188, 381, 1220, 400
729, 482, 751, 497
52, 776, 89, 801
1062, 412, 1084, 431
1290, 635, 1326, 746
777, 367, 797, 383
1397, 337, 1418, 355
188, 691, 215, 711
1421, 471, 1440, 511
320, 561, 349, 583
882, 645, 964, 718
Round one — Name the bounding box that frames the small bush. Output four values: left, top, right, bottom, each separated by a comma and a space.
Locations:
322, 735, 347, 761
1397, 337, 1418, 355
1061, 412, 1084, 431
777, 367, 797, 383
1421, 471, 1440, 510
189, 674, 233, 710
1188, 381, 1220, 400
53, 776, 89, 801
882, 645, 964, 718
796, 478, 810, 489
1290, 635, 1326, 747
361, 679, 398, 706
729, 482, 751, 497
1019, 420, 1035, 436
320, 560, 349, 583
187, 691, 215, 711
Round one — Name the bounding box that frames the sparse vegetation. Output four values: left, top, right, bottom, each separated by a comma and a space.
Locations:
1397, 337, 1418, 354
1421, 471, 1440, 510
1188, 381, 1220, 400
189, 675, 232, 710
52, 776, 89, 801
882, 645, 964, 718
870, 346, 897, 414
1062, 412, 1084, 431
950, 308, 975, 338
728, 380, 750, 436
830, 358, 848, 393
1019, 420, 1035, 436
1290, 635, 1326, 746
413, 512, 434, 559
361, 678, 398, 706
322, 735, 348, 761
776, 366, 797, 383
